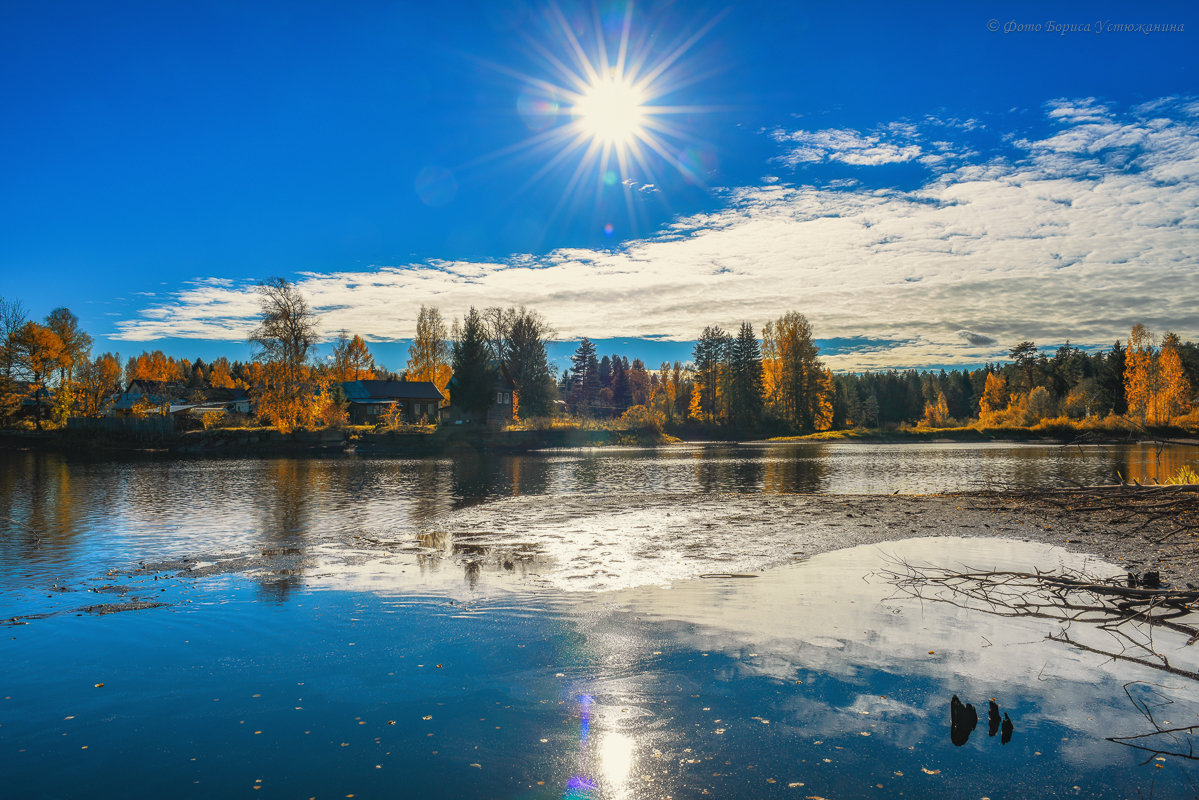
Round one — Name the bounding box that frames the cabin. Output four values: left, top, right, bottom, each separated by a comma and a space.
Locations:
440, 365, 515, 426
168, 387, 252, 429
7, 381, 54, 422
111, 380, 189, 415
341, 380, 444, 424
111, 381, 250, 419
485, 371, 516, 425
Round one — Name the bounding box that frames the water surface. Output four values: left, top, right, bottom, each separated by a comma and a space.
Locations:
2, 443, 1198, 798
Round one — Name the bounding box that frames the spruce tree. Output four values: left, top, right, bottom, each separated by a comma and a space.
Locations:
449, 308, 493, 420
569, 338, 600, 414
728, 322, 764, 428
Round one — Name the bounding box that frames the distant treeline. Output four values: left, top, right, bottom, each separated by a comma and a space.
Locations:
2, 285, 1195, 434
557, 322, 1197, 434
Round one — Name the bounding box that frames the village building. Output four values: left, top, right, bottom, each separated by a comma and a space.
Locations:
110, 380, 190, 415
341, 380, 444, 425
440, 367, 516, 425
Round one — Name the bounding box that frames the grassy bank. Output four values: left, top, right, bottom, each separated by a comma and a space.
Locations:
773, 421, 1199, 444
0, 421, 679, 456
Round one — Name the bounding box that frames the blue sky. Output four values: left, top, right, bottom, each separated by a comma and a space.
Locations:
2, 0, 1197, 372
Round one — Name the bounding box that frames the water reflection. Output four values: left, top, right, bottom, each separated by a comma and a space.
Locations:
4, 532, 1197, 798
2, 443, 1197, 596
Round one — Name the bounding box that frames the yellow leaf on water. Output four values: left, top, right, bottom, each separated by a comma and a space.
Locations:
921, 767, 941, 775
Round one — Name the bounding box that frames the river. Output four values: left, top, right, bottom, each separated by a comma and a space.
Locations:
2, 442, 1198, 798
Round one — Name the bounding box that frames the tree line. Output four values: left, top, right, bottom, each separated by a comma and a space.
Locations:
2, 284, 1195, 433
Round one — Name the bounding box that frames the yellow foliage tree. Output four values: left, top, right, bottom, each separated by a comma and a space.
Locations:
407, 306, 452, 406
76, 353, 123, 417
207, 357, 238, 389
126, 350, 185, 383
248, 278, 322, 432
978, 372, 1008, 420
920, 391, 951, 428
1124, 324, 1155, 426
814, 368, 835, 431
1158, 339, 1192, 422
761, 312, 826, 430
331, 332, 376, 381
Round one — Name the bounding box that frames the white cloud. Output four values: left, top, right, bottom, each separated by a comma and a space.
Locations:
114, 97, 1199, 369
771, 126, 923, 167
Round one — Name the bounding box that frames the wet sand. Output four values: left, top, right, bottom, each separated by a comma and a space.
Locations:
108, 489, 1199, 594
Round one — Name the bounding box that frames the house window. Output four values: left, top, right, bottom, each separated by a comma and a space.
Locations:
496, 392, 504, 405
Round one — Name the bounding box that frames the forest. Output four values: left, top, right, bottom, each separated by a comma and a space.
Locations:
1, 281, 1196, 437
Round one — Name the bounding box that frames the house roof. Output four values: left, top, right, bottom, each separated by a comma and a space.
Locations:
203, 387, 249, 402
342, 380, 444, 402
129, 379, 187, 395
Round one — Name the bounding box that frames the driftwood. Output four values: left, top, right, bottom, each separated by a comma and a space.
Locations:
1107, 681, 1199, 762
881, 560, 1199, 761
975, 483, 1199, 545
880, 561, 1199, 680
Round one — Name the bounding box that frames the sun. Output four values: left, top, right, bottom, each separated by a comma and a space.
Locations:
573, 75, 646, 146
481, 2, 722, 230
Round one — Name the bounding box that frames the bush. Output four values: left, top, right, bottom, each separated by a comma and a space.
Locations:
619, 404, 665, 434
200, 411, 227, 430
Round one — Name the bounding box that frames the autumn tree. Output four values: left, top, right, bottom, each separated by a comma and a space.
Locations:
654, 361, 677, 421
76, 353, 123, 417
407, 306, 452, 405
332, 332, 376, 381
978, 371, 1008, 420
11, 322, 63, 428
249, 277, 321, 432
1158, 333, 1192, 422
45, 308, 91, 387
207, 357, 238, 389
1124, 324, 1156, 427
126, 350, 185, 384
762, 312, 826, 431
920, 391, 951, 428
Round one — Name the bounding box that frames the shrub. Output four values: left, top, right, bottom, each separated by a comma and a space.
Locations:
619, 404, 665, 434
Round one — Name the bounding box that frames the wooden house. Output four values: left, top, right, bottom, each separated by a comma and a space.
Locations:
341, 380, 444, 424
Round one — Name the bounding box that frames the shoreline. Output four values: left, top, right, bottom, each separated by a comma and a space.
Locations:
1, 424, 1193, 458
6, 488, 1196, 626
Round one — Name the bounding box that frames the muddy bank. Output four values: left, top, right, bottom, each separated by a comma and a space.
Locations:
99, 489, 1198, 595
425, 489, 1199, 591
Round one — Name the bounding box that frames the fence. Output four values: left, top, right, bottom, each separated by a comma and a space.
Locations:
67, 416, 175, 439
